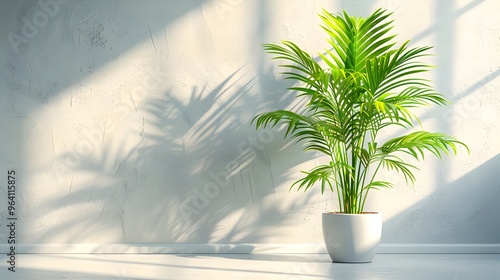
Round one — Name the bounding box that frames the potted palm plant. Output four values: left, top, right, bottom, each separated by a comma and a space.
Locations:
253, 8, 468, 263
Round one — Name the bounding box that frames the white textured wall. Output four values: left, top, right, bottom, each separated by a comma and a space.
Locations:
0, 0, 499, 249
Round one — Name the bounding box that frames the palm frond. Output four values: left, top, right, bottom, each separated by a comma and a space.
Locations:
253, 8, 468, 214
291, 164, 336, 193
378, 155, 418, 185
380, 131, 469, 160
320, 8, 397, 71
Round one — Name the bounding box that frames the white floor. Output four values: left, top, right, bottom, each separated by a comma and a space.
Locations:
1, 253, 499, 280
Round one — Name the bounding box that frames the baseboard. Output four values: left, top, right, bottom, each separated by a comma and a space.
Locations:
378, 244, 500, 254
2, 243, 500, 254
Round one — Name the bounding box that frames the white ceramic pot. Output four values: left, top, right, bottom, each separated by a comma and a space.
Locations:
322, 212, 382, 263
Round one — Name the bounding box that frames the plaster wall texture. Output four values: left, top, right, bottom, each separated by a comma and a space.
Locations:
0, 0, 499, 248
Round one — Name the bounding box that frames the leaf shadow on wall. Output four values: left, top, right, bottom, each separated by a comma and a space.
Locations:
29, 66, 320, 247
380, 154, 500, 244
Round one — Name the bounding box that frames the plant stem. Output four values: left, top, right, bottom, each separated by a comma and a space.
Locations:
360, 157, 384, 212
